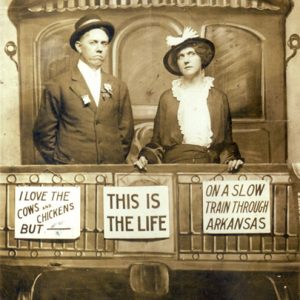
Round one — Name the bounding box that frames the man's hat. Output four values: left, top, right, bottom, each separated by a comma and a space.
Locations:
163, 27, 215, 76
70, 14, 115, 51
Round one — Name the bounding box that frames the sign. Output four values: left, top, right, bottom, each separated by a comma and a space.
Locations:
103, 186, 169, 239
203, 180, 270, 234
15, 186, 80, 239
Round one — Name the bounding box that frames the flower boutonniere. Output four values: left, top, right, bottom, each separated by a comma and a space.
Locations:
81, 95, 91, 106
102, 83, 113, 100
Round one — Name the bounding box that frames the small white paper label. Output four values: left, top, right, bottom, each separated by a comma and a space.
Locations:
203, 180, 271, 234
103, 186, 170, 239
15, 186, 80, 239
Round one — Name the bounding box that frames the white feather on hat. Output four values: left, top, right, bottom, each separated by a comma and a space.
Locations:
166, 27, 199, 47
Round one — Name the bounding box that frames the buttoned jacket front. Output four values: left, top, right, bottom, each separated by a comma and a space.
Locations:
33, 66, 134, 164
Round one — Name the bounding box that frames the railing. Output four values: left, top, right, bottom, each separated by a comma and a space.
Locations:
0, 164, 299, 272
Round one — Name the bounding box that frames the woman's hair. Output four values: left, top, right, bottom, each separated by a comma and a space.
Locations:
172, 42, 214, 69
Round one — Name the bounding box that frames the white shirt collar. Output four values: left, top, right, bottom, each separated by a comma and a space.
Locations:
77, 59, 101, 75
77, 59, 102, 106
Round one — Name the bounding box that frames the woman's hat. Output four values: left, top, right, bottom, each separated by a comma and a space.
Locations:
70, 14, 115, 51
163, 27, 215, 76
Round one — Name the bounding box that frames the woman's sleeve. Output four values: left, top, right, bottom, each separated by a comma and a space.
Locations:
219, 94, 244, 163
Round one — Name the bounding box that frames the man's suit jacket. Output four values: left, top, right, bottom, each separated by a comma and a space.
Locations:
33, 66, 134, 164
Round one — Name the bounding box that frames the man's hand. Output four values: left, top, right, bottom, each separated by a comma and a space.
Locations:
134, 156, 148, 171
227, 159, 244, 172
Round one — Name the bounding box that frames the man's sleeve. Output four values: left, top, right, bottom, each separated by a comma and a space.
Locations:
118, 82, 134, 159
32, 83, 61, 164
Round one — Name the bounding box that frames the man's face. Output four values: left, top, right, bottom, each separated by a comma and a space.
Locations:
75, 28, 109, 70
177, 47, 202, 78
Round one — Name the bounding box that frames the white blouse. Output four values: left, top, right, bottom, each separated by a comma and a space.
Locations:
172, 76, 214, 147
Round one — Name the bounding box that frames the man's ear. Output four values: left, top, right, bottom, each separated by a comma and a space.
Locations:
75, 41, 81, 53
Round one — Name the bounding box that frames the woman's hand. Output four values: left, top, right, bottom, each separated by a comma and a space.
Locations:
134, 156, 149, 171
227, 159, 244, 172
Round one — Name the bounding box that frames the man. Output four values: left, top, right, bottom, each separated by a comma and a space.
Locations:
33, 14, 134, 164
134, 27, 244, 172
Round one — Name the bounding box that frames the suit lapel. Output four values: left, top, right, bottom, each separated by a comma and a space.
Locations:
69, 66, 97, 113
98, 72, 113, 112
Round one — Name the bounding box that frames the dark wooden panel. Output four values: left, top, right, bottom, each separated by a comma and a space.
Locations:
206, 24, 262, 119
227, 236, 237, 252
65, 240, 76, 250
274, 236, 286, 251
7, 185, 15, 230
85, 185, 96, 230
203, 235, 213, 252
96, 185, 104, 231
233, 128, 270, 163
75, 232, 85, 249
190, 184, 202, 233
262, 236, 273, 251
80, 184, 86, 231
274, 185, 287, 235
287, 185, 298, 236
0, 185, 7, 229
86, 232, 96, 250
215, 236, 226, 252
53, 241, 64, 249
287, 237, 299, 251
31, 240, 41, 249
96, 232, 105, 251
0, 232, 6, 248
19, 240, 30, 249
233, 121, 286, 163
178, 184, 190, 234
105, 239, 114, 252
179, 235, 191, 251
8, 231, 17, 248
192, 235, 202, 251
250, 236, 261, 252
119, 24, 174, 106
238, 236, 249, 251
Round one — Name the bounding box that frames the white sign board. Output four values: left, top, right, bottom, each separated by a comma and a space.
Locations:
103, 186, 170, 239
203, 180, 270, 234
15, 186, 80, 239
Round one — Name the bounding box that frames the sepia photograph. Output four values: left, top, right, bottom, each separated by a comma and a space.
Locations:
0, 0, 300, 299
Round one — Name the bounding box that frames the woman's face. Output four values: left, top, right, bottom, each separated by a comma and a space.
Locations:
177, 46, 202, 79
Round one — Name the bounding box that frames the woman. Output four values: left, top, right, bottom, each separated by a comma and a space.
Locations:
135, 27, 244, 172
